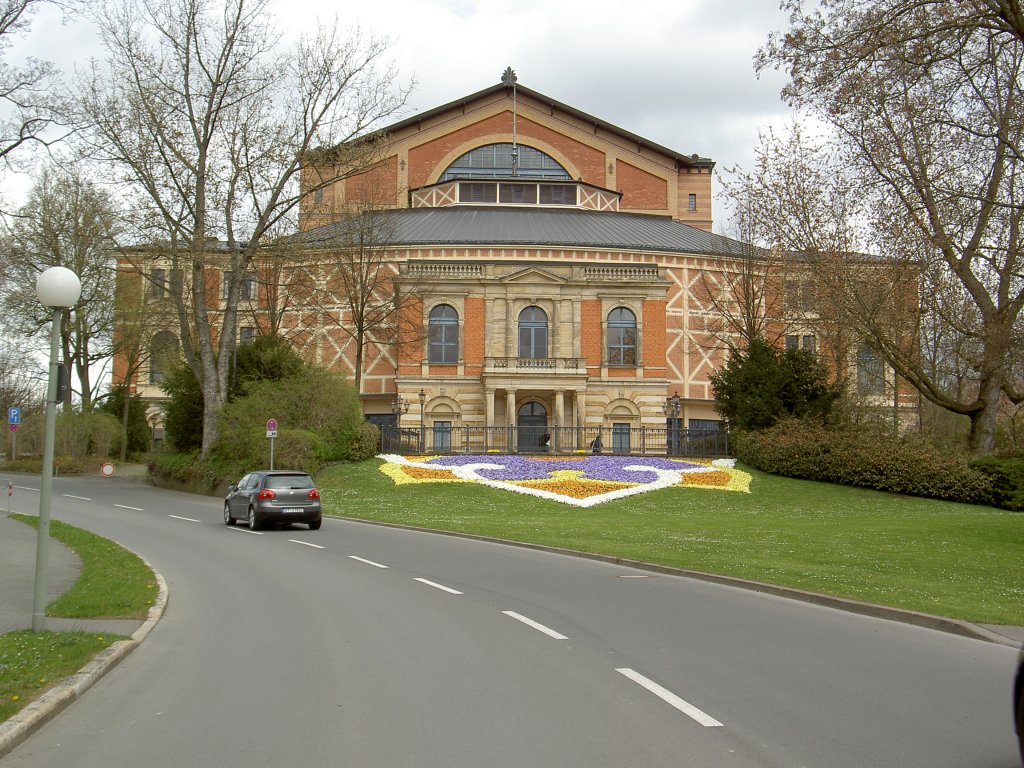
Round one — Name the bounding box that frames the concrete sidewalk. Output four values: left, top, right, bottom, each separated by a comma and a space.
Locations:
1, 491, 146, 637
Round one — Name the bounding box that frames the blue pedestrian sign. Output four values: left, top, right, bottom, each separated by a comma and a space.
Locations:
7, 407, 20, 425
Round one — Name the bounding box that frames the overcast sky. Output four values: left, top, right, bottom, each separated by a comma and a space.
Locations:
7, 0, 795, 231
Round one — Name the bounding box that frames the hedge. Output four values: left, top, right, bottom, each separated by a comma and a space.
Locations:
732, 420, 997, 506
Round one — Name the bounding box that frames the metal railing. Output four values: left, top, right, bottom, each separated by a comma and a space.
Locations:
380, 425, 728, 458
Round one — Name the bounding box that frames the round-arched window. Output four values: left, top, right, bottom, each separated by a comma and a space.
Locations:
607, 308, 637, 366
518, 306, 548, 359
428, 304, 459, 364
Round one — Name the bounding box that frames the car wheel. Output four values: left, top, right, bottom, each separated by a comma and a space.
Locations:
247, 506, 259, 531
308, 518, 321, 531
224, 503, 236, 526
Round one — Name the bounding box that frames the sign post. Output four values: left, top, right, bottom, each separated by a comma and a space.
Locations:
266, 418, 278, 470
7, 407, 19, 462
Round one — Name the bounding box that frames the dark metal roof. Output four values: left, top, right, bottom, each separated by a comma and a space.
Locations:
296, 207, 750, 258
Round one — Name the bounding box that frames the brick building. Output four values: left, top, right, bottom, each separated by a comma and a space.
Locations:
121, 74, 910, 451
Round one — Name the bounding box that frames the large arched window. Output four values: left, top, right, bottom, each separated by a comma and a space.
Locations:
428, 304, 459, 364
518, 306, 548, 359
442, 143, 570, 180
149, 331, 179, 385
607, 308, 637, 365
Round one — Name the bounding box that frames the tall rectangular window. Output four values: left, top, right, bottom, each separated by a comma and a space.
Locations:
688, 193, 697, 211
149, 268, 166, 300
857, 344, 885, 396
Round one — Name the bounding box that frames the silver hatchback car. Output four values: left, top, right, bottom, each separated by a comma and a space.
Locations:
224, 470, 322, 530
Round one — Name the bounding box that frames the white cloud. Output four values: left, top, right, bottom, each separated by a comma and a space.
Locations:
3, 0, 795, 229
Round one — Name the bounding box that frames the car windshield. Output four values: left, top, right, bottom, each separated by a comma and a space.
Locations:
264, 474, 314, 490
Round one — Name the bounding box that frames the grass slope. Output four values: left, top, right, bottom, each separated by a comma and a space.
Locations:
319, 460, 1024, 625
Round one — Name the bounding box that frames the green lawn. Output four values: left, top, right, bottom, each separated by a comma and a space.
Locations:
318, 459, 1024, 625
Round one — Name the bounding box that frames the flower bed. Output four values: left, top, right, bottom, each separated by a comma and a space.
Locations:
377, 453, 750, 507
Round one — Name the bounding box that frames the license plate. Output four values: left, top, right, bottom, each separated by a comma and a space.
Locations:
282, 508, 303, 514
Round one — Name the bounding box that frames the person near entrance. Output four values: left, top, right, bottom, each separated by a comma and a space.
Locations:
539, 432, 551, 451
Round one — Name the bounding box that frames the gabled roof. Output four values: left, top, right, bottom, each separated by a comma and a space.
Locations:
296, 206, 748, 258
374, 82, 715, 171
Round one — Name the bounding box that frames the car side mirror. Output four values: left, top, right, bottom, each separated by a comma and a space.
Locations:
228, 483, 237, 492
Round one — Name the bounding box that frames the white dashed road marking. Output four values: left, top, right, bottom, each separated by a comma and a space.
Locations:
349, 555, 389, 568
502, 611, 568, 640
289, 539, 325, 549
169, 515, 200, 523
616, 668, 723, 727
114, 504, 144, 511
414, 578, 463, 595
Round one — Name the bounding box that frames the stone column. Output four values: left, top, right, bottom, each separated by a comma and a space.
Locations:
485, 388, 495, 428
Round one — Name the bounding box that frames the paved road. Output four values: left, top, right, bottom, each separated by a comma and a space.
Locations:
1, 473, 1020, 767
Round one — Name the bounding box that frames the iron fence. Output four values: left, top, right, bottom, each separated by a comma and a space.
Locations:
380, 425, 728, 458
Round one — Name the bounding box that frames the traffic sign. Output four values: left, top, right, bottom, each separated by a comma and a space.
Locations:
9, 424, 17, 433
8, 406, 20, 425
266, 418, 277, 431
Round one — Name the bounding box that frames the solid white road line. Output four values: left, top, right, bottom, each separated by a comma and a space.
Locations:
616, 668, 724, 728
501, 611, 568, 640
64, 494, 92, 501
168, 515, 200, 523
114, 504, 144, 511
414, 578, 463, 595
289, 539, 325, 549
349, 555, 389, 568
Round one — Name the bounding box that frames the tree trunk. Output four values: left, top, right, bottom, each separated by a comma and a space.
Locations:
968, 377, 1002, 455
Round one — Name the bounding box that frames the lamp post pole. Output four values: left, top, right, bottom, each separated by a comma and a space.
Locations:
418, 389, 426, 453
664, 391, 681, 457
31, 267, 81, 633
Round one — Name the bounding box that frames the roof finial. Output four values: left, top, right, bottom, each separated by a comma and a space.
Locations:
500, 66, 517, 87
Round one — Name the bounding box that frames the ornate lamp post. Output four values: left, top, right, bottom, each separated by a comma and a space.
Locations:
663, 391, 681, 456
32, 266, 81, 632
418, 389, 426, 453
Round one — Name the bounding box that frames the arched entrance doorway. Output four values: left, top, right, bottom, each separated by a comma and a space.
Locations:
517, 401, 548, 452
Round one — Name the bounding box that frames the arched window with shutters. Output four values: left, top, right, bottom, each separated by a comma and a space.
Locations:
607, 307, 637, 365
428, 304, 459, 364
518, 306, 548, 359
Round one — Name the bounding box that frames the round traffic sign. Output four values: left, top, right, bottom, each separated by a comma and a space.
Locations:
266, 418, 278, 431
8, 424, 17, 433
101, 463, 115, 478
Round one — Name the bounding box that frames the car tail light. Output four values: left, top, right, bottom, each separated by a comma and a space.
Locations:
257, 489, 276, 500
308, 489, 320, 499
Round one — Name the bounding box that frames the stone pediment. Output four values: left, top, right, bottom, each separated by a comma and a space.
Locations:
499, 266, 568, 285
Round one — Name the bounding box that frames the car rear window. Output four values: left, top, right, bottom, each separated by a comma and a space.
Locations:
264, 474, 314, 490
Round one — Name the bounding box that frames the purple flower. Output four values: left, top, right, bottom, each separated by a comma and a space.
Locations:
423, 454, 703, 483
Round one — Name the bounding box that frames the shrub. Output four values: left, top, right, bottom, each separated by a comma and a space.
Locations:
733, 419, 995, 505
341, 419, 380, 462
213, 370, 364, 470
971, 455, 1024, 511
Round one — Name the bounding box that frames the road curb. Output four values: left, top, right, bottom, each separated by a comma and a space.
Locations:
332, 515, 1020, 648
0, 563, 168, 759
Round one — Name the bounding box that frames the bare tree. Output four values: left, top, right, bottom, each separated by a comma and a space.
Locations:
304, 185, 416, 394
75, 0, 410, 457
759, 1, 1024, 452
1, 161, 119, 409
715, 123, 865, 378
0, 0, 72, 177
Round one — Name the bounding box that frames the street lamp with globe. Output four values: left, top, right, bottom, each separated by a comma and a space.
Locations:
31, 266, 81, 632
